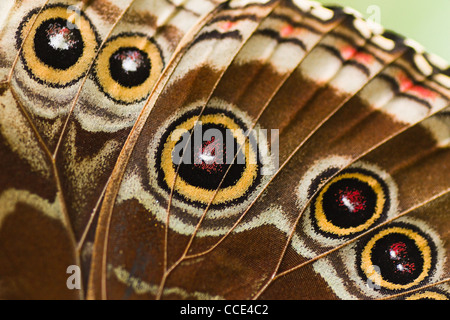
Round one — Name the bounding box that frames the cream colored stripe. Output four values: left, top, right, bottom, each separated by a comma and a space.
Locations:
0, 189, 63, 229
112, 264, 224, 299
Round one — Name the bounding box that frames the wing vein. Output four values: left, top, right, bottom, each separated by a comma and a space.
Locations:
180, 27, 408, 265
156, 1, 281, 300
252, 101, 450, 299
52, 0, 138, 159
94, 1, 230, 300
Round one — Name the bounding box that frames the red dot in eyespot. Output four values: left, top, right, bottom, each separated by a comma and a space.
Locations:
389, 242, 416, 274
113, 50, 145, 74
336, 187, 367, 213
395, 262, 416, 274
389, 242, 407, 259
46, 23, 79, 50
194, 137, 225, 174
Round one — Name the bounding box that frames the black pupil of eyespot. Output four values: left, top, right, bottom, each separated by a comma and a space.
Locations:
176, 124, 246, 190
321, 178, 377, 228
109, 47, 151, 88
34, 18, 84, 70
371, 233, 424, 285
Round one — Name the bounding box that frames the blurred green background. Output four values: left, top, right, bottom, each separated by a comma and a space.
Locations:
315, 0, 450, 62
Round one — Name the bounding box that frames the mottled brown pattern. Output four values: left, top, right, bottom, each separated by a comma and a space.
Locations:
1, 0, 449, 300
0, 0, 227, 300
122, 8, 157, 28
88, 0, 450, 301
269, 195, 450, 299
0, 83, 8, 96
87, 0, 123, 24
56, 120, 130, 239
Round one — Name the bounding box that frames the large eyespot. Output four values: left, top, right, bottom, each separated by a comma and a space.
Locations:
93, 33, 164, 105
311, 168, 390, 238
17, 4, 100, 87
156, 107, 261, 207
138, 100, 273, 236
357, 223, 437, 291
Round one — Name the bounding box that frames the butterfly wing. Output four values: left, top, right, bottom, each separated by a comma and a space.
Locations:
0, 0, 225, 299
88, 0, 281, 300
1, 0, 449, 300
89, 0, 450, 300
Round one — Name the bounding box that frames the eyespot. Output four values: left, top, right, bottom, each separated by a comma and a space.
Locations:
156, 107, 261, 207
311, 217, 444, 299
93, 33, 164, 105
311, 168, 390, 238
294, 160, 398, 258
137, 100, 273, 235
17, 4, 100, 87
357, 223, 437, 291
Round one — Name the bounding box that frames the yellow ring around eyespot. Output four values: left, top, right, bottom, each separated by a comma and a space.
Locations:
21, 6, 98, 86
361, 227, 433, 291
405, 291, 448, 300
314, 172, 386, 236
95, 35, 163, 104
161, 114, 258, 205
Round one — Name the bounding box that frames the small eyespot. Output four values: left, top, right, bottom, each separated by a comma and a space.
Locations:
17, 4, 100, 87
93, 33, 164, 105
358, 223, 437, 291
313, 217, 443, 299
311, 168, 390, 237
295, 160, 398, 256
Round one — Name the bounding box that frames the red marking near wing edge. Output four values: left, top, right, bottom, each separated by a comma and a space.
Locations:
397, 72, 438, 99
354, 51, 374, 64
220, 21, 236, 31
281, 25, 294, 37
341, 45, 356, 60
